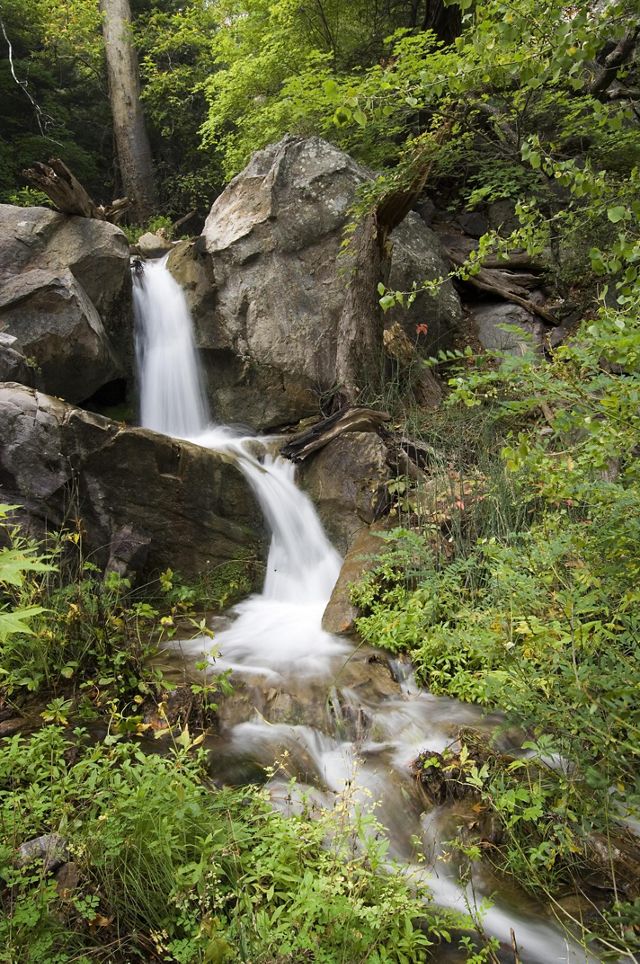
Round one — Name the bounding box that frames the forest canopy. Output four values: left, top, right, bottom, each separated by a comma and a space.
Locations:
1, 0, 638, 227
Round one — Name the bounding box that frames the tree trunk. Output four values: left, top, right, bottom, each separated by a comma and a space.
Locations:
334, 121, 453, 407
100, 0, 156, 221
588, 27, 639, 98
334, 213, 389, 407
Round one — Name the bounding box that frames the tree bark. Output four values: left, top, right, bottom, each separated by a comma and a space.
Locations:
421, 1, 462, 44
24, 159, 103, 218
100, 0, 157, 221
23, 158, 133, 222
334, 121, 453, 407
334, 213, 389, 407
588, 28, 639, 98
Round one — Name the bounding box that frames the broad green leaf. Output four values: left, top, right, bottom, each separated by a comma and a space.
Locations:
0, 548, 55, 587
0, 606, 45, 642
607, 206, 627, 223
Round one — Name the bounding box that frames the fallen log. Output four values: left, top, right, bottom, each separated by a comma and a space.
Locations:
281, 407, 391, 462
23, 158, 131, 223
446, 248, 558, 325
433, 228, 547, 273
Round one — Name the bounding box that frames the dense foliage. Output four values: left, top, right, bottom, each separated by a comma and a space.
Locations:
1, 727, 461, 962
2, 0, 640, 957
353, 223, 640, 954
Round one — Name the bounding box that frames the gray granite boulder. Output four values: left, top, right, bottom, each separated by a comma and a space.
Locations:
0, 383, 264, 580
299, 431, 391, 554
169, 136, 461, 429
473, 302, 546, 356
0, 204, 132, 402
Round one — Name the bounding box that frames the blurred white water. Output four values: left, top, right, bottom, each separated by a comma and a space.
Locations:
186, 436, 349, 680
135, 257, 596, 963
133, 255, 209, 437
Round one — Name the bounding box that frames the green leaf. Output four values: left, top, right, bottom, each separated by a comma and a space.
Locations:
353, 108, 367, 128
322, 79, 340, 101
333, 106, 352, 127
0, 606, 45, 642
607, 206, 626, 223
0, 548, 54, 587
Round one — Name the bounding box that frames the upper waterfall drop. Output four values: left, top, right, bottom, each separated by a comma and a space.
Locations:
132, 256, 209, 438
132, 255, 346, 677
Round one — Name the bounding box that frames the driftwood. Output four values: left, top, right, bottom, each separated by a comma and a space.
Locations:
281, 407, 391, 462
588, 28, 640, 98
23, 158, 131, 222
435, 230, 546, 273
445, 247, 558, 325
446, 248, 541, 299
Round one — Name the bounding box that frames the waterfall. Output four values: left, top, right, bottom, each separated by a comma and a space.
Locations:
134, 257, 590, 964
133, 256, 346, 676
193, 429, 347, 678
132, 256, 209, 437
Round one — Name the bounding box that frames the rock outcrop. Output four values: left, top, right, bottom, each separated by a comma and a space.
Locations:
0, 384, 264, 579
169, 136, 461, 429
0, 204, 132, 403
299, 431, 391, 554
321, 523, 389, 635
135, 231, 172, 258
0, 333, 34, 386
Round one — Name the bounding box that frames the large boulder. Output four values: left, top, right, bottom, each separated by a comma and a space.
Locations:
299, 431, 391, 554
169, 136, 461, 430
0, 384, 265, 580
0, 205, 132, 403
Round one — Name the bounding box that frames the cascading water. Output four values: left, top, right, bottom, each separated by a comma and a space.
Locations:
134, 257, 595, 964
190, 438, 348, 679
132, 255, 209, 437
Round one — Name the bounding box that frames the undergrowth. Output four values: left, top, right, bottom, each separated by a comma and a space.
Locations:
0, 508, 258, 709
0, 725, 464, 963
352, 296, 640, 957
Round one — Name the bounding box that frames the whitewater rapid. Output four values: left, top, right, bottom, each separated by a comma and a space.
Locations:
132, 256, 595, 963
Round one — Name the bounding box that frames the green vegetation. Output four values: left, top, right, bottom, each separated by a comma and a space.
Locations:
0, 511, 465, 963
0, 506, 257, 704
352, 252, 640, 955
1, 726, 463, 962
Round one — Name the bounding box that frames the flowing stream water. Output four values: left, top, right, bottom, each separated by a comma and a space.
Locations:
133, 258, 595, 963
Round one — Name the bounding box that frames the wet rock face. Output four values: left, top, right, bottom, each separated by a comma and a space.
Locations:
170, 136, 461, 430
0, 383, 265, 580
299, 431, 391, 554
0, 204, 132, 403
322, 523, 390, 636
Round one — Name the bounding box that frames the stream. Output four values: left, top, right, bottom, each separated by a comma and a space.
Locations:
133, 257, 594, 963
